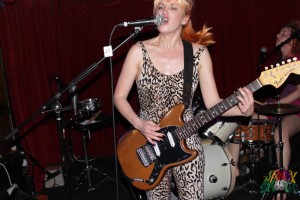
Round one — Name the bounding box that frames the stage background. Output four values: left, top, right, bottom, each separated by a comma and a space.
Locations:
0, 0, 300, 191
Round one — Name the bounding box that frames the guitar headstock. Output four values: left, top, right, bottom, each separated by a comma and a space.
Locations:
259, 58, 300, 88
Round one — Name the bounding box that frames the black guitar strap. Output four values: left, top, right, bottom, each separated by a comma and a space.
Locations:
182, 40, 193, 107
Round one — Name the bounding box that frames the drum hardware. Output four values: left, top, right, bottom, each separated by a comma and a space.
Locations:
241, 143, 265, 195
68, 110, 120, 192
230, 117, 276, 195
76, 98, 101, 118
256, 103, 300, 200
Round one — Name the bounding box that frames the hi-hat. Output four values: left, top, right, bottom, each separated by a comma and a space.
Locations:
255, 103, 300, 115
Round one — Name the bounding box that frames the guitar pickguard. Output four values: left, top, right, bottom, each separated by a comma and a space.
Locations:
140, 126, 193, 183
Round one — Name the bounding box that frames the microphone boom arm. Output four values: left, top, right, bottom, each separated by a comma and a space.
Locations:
2, 26, 143, 142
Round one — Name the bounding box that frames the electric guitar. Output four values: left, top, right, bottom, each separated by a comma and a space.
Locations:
117, 59, 300, 191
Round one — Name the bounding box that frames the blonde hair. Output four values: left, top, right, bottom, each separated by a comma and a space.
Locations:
154, 0, 194, 16
153, 0, 215, 46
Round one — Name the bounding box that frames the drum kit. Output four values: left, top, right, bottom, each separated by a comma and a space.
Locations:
197, 102, 300, 200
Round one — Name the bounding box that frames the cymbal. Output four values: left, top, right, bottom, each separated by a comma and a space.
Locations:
255, 103, 300, 115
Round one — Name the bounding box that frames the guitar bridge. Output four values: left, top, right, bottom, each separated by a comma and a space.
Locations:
136, 144, 156, 167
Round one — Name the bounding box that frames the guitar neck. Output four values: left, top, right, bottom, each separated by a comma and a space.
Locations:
175, 79, 263, 140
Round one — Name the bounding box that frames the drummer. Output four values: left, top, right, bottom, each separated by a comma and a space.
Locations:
229, 21, 300, 183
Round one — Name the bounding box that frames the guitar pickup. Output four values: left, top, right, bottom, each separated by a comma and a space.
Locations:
136, 144, 156, 167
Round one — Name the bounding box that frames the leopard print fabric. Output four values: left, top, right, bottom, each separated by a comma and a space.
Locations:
136, 41, 206, 200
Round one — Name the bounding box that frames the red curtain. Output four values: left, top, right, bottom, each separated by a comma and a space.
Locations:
0, 0, 299, 191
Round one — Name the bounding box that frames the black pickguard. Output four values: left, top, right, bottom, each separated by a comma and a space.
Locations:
148, 126, 193, 183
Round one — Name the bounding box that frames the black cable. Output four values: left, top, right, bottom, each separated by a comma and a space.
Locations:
108, 25, 144, 200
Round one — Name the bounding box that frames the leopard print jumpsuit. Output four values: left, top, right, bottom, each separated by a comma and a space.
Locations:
136, 41, 206, 200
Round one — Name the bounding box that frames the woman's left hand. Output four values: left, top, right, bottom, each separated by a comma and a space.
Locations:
236, 87, 254, 117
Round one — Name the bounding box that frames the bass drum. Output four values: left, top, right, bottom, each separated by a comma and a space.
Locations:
202, 139, 236, 200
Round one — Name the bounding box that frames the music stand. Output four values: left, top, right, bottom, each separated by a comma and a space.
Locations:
257, 103, 300, 200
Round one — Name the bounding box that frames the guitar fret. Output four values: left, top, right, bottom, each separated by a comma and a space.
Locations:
175, 128, 182, 140
199, 115, 208, 124
223, 98, 231, 110
189, 120, 197, 133
247, 82, 257, 92
227, 95, 238, 106
207, 108, 217, 119
217, 103, 226, 113
202, 112, 212, 123
177, 126, 189, 140
204, 110, 213, 121
186, 124, 195, 134
210, 104, 223, 116
190, 120, 198, 132
195, 115, 207, 128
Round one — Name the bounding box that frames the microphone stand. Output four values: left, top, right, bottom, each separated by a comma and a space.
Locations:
0, 26, 143, 200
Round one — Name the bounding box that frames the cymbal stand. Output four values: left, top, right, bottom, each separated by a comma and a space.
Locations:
260, 113, 287, 200
276, 115, 286, 200
242, 142, 262, 194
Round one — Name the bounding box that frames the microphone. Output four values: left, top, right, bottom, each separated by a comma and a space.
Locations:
257, 47, 267, 72
118, 15, 165, 27
68, 85, 78, 116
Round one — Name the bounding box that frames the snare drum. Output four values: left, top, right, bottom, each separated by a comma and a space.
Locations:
232, 119, 274, 144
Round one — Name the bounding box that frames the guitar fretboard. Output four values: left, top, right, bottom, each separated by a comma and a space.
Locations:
175, 79, 263, 140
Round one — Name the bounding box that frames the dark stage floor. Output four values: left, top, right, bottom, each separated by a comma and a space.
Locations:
36, 151, 300, 200
3, 134, 300, 200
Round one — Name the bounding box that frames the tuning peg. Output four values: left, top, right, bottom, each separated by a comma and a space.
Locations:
293, 57, 297, 61
281, 61, 285, 65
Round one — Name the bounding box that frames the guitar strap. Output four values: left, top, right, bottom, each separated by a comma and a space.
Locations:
182, 40, 193, 107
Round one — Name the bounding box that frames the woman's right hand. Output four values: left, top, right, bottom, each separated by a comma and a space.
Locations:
137, 120, 163, 145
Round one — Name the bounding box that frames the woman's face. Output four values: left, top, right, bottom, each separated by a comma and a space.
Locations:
153, 0, 189, 33
276, 27, 293, 47
276, 26, 297, 57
